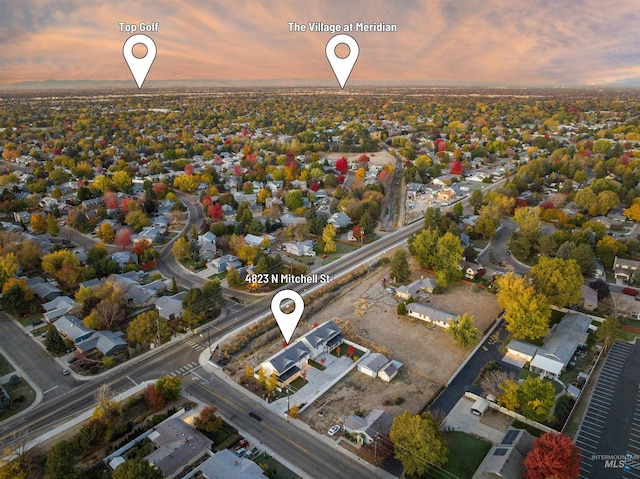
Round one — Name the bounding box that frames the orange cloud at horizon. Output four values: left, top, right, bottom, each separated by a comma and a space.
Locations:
1, 0, 640, 86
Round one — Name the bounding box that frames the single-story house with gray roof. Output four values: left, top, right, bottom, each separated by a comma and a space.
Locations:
54, 315, 95, 343
406, 303, 456, 328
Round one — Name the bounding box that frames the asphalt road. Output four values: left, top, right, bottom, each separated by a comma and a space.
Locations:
428, 320, 518, 415
0, 314, 78, 401
476, 218, 530, 276
184, 375, 382, 479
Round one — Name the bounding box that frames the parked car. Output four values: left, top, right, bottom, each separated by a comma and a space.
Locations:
67, 357, 78, 364
380, 277, 386, 283
248, 412, 262, 422
61, 369, 70, 376
235, 448, 246, 457
328, 425, 341, 436
622, 287, 639, 297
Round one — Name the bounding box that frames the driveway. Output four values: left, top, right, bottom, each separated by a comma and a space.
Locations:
429, 321, 519, 416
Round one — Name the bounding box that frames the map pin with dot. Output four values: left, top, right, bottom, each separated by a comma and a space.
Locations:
271, 289, 305, 344
326, 34, 359, 89
123, 34, 157, 88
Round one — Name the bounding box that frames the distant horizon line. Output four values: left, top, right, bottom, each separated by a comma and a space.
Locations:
1, 77, 640, 92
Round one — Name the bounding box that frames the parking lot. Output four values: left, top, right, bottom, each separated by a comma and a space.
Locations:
576, 341, 640, 478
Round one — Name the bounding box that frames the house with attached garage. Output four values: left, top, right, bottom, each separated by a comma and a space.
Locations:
342, 409, 394, 446
613, 256, 640, 284
395, 277, 436, 300
257, 320, 344, 387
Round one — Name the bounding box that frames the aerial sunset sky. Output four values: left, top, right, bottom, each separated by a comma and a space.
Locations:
1, 0, 639, 86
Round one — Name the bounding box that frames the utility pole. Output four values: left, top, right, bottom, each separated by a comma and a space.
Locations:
155, 316, 161, 347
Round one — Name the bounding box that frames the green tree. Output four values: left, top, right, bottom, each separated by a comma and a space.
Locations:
408, 229, 439, 269
1, 278, 33, 314
112, 460, 163, 479
434, 232, 464, 287
155, 375, 182, 401
127, 310, 171, 346
45, 325, 67, 355
389, 249, 410, 283
172, 236, 192, 262
497, 273, 550, 341
125, 210, 151, 233
46, 214, 59, 236
397, 302, 407, 316
529, 257, 583, 307
389, 411, 448, 476
469, 189, 483, 213
595, 235, 626, 269
447, 313, 479, 347
452, 201, 463, 219
322, 224, 337, 253
596, 317, 621, 351
513, 207, 542, 243
359, 211, 374, 235
285, 190, 303, 210
226, 267, 244, 287
519, 376, 555, 422
45, 440, 78, 479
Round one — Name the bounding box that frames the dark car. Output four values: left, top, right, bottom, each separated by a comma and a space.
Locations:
248, 412, 263, 422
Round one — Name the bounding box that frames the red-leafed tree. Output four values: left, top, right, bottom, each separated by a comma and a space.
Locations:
336, 156, 348, 174
310, 182, 319, 192
201, 195, 212, 207
524, 433, 581, 479
347, 344, 355, 358
358, 154, 370, 165
184, 164, 194, 175
337, 174, 345, 184
133, 239, 153, 256
233, 164, 242, 177
144, 385, 165, 411
207, 203, 224, 220
378, 169, 390, 182
450, 161, 463, 175
103, 191, 119, 209
122, 197, 137, 213
114, 227, 133, 251
153, 183, 168, 197
352, 225, 362, 240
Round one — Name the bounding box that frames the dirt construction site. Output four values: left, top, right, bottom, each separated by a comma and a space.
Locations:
299, 268, 502, 433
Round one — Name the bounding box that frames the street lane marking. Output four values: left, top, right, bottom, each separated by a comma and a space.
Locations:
127, 376, 137, 386
43, 386, 58, 395
190, 371, 209, 384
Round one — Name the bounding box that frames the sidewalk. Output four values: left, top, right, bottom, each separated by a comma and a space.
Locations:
198, 350, 399, 479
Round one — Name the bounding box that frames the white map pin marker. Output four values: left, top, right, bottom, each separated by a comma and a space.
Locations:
271, 289, 304, 344
326, 34, 359, 89
123, 34, 157, 89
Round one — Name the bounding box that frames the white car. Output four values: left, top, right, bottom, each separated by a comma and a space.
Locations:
328, 425, 340, 436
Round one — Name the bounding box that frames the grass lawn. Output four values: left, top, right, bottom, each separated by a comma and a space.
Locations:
414, 432, 491, 479
289, 376, 308, 392
0, 353, 14, 376
331, 344, 366, 359
472, 239, 488, 249
16, 313, 43, 328
254, 453, 298, 479
0, 381, 36, 421
560, 347, 597, 386
308, 358, 326, 371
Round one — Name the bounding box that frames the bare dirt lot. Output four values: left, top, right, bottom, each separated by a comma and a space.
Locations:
300, 270, 502, 433
613, 292, 640, 318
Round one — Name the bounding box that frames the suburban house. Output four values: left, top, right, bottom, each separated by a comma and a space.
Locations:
463, 261, 485, 280
53, 315, 95, 343
111, 251, 138, 270
28, 278, 62, 302
145, 418, 212, 478
155, 292, 186, 320
197, 231, 217, 253
328, 211, 352, 229
244, 233, 274, 248
43, 296, 79, 323
473, 428, 535, 479
357, 353, 402, 382
342, 409, 393, 446
283, 240, 316, 257
208, 254, 242, 274
613, 256, 640, 284
197, 449, 266, 479
529, 312, 591, 380
437, 189, 456, 202
406, 303, 456, 329
76, 330, 128, 357
395, 277, 436, 300
581, 285, 598, 311
257, 320, 344, 386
